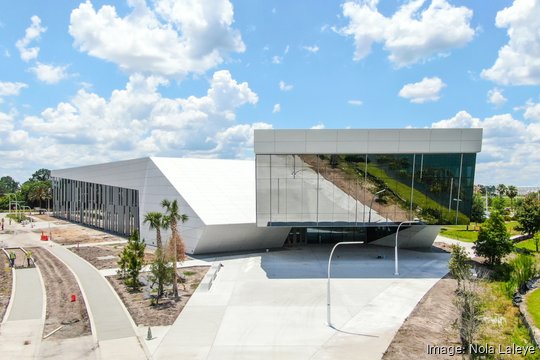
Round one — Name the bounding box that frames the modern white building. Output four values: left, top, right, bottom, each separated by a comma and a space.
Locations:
52, 128, 482, 254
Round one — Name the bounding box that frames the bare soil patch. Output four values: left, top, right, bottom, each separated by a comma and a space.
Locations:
44, 224, 126, 246
32, 214, 61, 222
70, 245, 155, 270
383, 275, 460, 360
0, 252, 13, 321
32, 247, 91, 340
108, 266, 209, 326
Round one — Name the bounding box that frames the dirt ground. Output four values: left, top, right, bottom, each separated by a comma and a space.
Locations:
383, 275, 460, 359
70, 245, 155, 270
108, 266, 209, 326
32, 247, 91, 340
0, 252, 13, 321
40, 224, 127, 246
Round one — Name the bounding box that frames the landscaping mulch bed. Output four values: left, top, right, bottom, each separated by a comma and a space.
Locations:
383, 275, 460, 360
32, 248, 91, 340
107, 266, 209, 326
0, 252, 13, 321
70, 245, 155, 270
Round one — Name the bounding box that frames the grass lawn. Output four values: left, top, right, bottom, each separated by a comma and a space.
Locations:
440, 221, 521, 243
515, 238, 540, 253
479, 281, 540, 359
439, 225, 479, 242
527, 288, 540, 330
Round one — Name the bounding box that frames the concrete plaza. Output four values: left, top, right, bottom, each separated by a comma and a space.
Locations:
154, 244, 450, 360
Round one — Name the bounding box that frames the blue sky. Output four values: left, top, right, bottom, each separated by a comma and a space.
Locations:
1, 0, 540, 186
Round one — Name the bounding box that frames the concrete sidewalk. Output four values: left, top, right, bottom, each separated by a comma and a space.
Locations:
0, 266, 45, 359
46, 245, 147, 359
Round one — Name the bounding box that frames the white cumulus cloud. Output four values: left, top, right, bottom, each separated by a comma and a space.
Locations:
339, 0, 475, 67
487, 88, 507, 106
398, 77, 446, 103
303, 45, 319, 53
15, 15, 46, 62
279, 80, 293, 92
481, 0, 540, 85
29, 63, 69, 84
272, 103, 281, 113
0, 81, 28, 98
431, 110, 540, 185
348, 99, 363, 106
523, 100, 540, 122
15, 70, 259, 171
69, 0, 245, 77
311, 122, 325, 129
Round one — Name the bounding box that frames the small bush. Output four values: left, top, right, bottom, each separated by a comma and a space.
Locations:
508, 254, 537, 294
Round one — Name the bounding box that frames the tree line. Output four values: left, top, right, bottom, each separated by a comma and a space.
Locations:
0, 168, 52, 211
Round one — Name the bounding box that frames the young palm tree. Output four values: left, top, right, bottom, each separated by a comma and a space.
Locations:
143, 212, 168, 249
161, 199, 188, 300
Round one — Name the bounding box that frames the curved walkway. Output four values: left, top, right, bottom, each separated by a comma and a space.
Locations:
47, 244, 147, 359
0, 213, 147, 359
0, 265, 44, 359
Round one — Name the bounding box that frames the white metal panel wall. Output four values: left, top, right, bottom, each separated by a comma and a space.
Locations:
254, 129, 483, 154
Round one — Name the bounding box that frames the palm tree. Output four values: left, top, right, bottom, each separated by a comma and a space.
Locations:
506, 185, 518, 208
161, 199, 188, 300
496, 184, 507, 198
143, 212, 168, 249
28, 181, 51, 208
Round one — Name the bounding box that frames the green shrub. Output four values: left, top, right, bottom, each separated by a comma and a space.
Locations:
508, 254, 537, 295
449, 244, 471, 288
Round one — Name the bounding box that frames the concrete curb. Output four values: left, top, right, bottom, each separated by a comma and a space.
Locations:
200, 262, 222, 291
63, 245, 152, 359
519, 286, 540, 348
33, 260, 47, 358
43, 244, 99, 346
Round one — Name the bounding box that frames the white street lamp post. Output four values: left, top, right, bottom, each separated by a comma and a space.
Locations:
327, 241, 364, 327
394, 220, 419, 276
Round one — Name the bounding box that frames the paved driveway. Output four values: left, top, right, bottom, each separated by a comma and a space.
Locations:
154, 244, 449, 360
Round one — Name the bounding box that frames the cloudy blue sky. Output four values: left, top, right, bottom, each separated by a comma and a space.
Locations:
0, 0, 539, 185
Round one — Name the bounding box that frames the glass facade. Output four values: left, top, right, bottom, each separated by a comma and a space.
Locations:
52, 178, 139, 236
256, 153, 476, 227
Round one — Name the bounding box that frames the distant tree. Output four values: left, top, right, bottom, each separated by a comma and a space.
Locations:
474, 211, 512, 265
0, 176, 19, 195
486, 185, 496, 197
506, 186, 518, 208
161, 199, 189, 300
118, 229, 146, 290
470, 194, 485, 225
515, 193, 540, 236
27, 181, 51, 208
496, 184, 507, 198
29, 168, 51, 182
491, 197, 506, 213
148, 248, 174, 305
144, 212, 168, 249
476, 184, 486, 196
